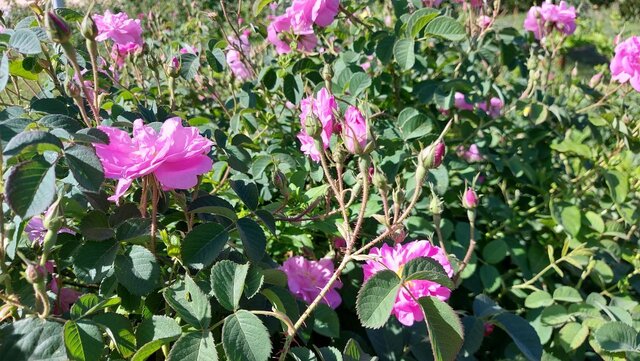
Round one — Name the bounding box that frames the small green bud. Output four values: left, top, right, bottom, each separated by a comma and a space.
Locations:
25, 264, 47, 284
81, 13, 98, 41
45, 11, 72, 44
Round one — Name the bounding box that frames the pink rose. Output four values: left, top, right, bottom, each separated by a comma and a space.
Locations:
94, 11, 143, 47
226, 32, 252, 80
478, 97, 503, 118
297, 88, 337, 162
363, 241, 453, 326
523, 1, 576, 40
267, 8, 318, 54
95, 118, 213, 203
462, 187, 479, 209
281, 256, 342, 309
610, 36, 640, 92
342, 106, 368, 154
291, 0, 340, 27
477, 15, 492, 29
454, 92, 474, 111
463, 144, 483, 163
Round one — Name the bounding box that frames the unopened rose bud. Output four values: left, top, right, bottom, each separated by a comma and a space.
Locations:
25, 264, 47, 284
322, 63, 333, 84
167, 56, 181, 78
65, 78, 81, 98
372, 170, 388, 191
589, 72, 603, 88
462, 187, 479, 209
429, 194, 443, 215
393, 188, 405, 206
45, 11, 71, 44
272, 171, 288, 194
304, 114, 322, 138
484, 323, 495, 336
81, 14, 98, 41
571, 66, 578, 78
420, 141, 446, 169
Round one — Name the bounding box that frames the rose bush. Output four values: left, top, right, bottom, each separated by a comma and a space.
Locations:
0, 1, 638, 361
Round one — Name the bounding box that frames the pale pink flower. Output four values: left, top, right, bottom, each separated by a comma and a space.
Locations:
477, 15, 492, 29
226, 31, 252, 80
363, 241, 453, 326
25, 213, 75, 245
463, 144, 483, 162
49, 277, 81, 315
478, 97, 503, 118
281, 256, 342, 309
610, 36, 640, 92
523, 1, 576, 40
291, 0, 340, 27
94, 11, 143, 46
297, 88, 337, 161
95, 118, 213, 203
342, 106, 368, 154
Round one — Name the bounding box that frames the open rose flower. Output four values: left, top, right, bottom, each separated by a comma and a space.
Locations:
523, 1, 576, 40
290, 0, 340, 27
363, 240, 453, 326
94, 11, 144, 66
281, 256, 342, 308
95, 117, 213, 203
610, 36, 640, 92
297, 87, 338, 162
267, 8, 317, 54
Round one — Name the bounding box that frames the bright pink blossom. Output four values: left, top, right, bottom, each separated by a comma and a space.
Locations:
342, 106, 368, 154
25, 216, 74, 245
523, 1, 576, 40
363, 241, 453, 326
226, 31, 252, 80
297, 88, 337, 162
462, 187, 479, 209
291, 0, 340, 27
94, 11, 143, 66
281, 256, 342, 309
454, 92, 474, 111
95, 118, 213, 203
459, 144, 483, 163
478, 97, 503, 118
267, 8, 317, 54
610, 36, 640, 92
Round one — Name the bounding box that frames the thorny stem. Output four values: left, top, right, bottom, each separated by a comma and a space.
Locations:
87, 40, 102, 118
453, 212, 475, 284
433, 214, 447, 254
63, 44, 100, 125
150, 176, 159, 255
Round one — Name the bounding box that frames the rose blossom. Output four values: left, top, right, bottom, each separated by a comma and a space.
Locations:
523, 1, 576, 40
95, 118, 213, 203
25, 214, 75, 245
291, 0, 340, 27
610, 36, 640, 92
280, 256, 342, 309
94, 11, 144, 66
477, 15, 492, 29
363, 241, 453, 326
45, 261, 81, 315
297, 88, 337, 162
462, 144, 483, 162
478, 97, 503, 118
454, 92, 474, 111
267, 8, 318, 54
342, 106, 368, 154
226, 30, 252, 80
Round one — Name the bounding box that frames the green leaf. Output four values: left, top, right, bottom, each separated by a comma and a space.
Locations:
317, 346, 343, 361
244, 264, 264, 299
236, 217, 267, 261
0, 52, 8, 92
92, 313, 137, 358
494, 312, 543, 361
182, 223, 229, 269
0, 318, 66, 360
188, 195, 238, 222
180, 53, 201, 80
313, 304, 340, 338
402, 257, 453, 288
604, 170, 628, 205
167, 331, 218, 361
9, 29, 42, 55
70, 294, 121, 318
164, 276, 211, 329
356, 270, 401, 329
72, 240, 118, 284
253, 0, 272, 15
406, 8, 440, 38
64, 144, 104, 192
541, 304, 570, 326
9, 59, 40, 81
418, 297, 464, 361
343, 339, 374, 361
290, 347, 317, 361
482, 239, 509, 264
594, 321, 640, 353
376, 35, 395, 64
553, 286, 582, 303
5, 156, 56, 218
524, 291, 553, 309
80, 211, 114, 241
74, 128, 110, 144
136, 315, 182, 346
114, 245, 160, 296
231, 180, 259, 210
3, 130, 63, 157
558, 322, 589, 352
560, 205, 581, 237
206, 49, 226, 72
393, 39, 415, 71
132, 337, 179, 361
116, 218, 152, 244
222, 310, 272, 361
39, 114, 82, 134
480, 265, 501, 293
283, 74, 303, 104
585, 211, 605, 233
210, 260, 249, 311
63, 320, 104, 361
349, 72, 371, 97
424, 16, 466, 41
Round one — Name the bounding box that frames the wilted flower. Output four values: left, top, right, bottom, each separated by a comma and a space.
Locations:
610, 36, 640, 92
297, 88, 337, 162
281, 256, 342, 309
291, 0, 340, 27
342, 106, 368, 154
363, 241, 453, 326
95, 118, 213, 203
523, 1, 577, 40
